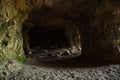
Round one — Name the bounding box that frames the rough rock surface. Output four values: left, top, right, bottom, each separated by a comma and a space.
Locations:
0, 59, 120, 80
24, 0, 120, 62
0, 0, 29, 63
1, 0, 120, 63
0, 0, 45, 63
42, 0, 120, 62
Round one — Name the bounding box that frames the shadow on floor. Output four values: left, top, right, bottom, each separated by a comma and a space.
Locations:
26, 54, 120, 68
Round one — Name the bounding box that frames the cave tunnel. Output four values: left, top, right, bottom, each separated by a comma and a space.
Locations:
29, 25, 70, 50
22, 23, 82, 61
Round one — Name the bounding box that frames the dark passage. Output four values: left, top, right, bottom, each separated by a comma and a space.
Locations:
29, 26, 69, 50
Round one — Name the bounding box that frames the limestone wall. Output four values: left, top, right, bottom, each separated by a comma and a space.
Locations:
1, 0, 120, 63
29, 0, 120, 62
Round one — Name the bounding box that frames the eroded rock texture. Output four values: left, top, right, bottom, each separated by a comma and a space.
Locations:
0, 0, 120, 62
25, 0, 120, 62
0, 0, 28, 63
23, 0, 82, 57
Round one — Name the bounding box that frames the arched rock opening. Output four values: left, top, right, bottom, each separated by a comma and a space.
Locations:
22, 22, 81, 61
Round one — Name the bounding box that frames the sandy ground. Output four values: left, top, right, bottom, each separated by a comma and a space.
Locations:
0, 56, 120, 80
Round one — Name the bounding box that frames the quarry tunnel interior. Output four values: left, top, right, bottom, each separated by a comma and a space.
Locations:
29, 25, 70, 50
1, 0, 120, 80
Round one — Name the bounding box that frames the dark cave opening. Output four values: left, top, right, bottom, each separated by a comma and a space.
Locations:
29, 25, 70, 50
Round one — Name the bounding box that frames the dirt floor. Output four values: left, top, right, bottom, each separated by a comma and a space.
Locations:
0, 55, 120, 80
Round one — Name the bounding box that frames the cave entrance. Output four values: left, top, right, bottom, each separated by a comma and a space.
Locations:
23, 25, 81, 61
23, 24, 81, 61
29, 25, 69, 50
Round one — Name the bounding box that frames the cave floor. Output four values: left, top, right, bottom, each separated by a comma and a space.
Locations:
1, 56, 120, 80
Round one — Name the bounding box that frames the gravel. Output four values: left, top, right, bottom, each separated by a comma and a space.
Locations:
0, 58, 120, 80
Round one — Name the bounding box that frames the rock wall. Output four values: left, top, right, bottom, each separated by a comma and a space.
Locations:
1, 0, 120, 63
79, 0, 120, 62
28, 0, 120, 62
0, 0, 45, 63
0, 0, 28, 63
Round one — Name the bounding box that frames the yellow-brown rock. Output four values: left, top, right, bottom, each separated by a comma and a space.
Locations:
0, 0, 120, 63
